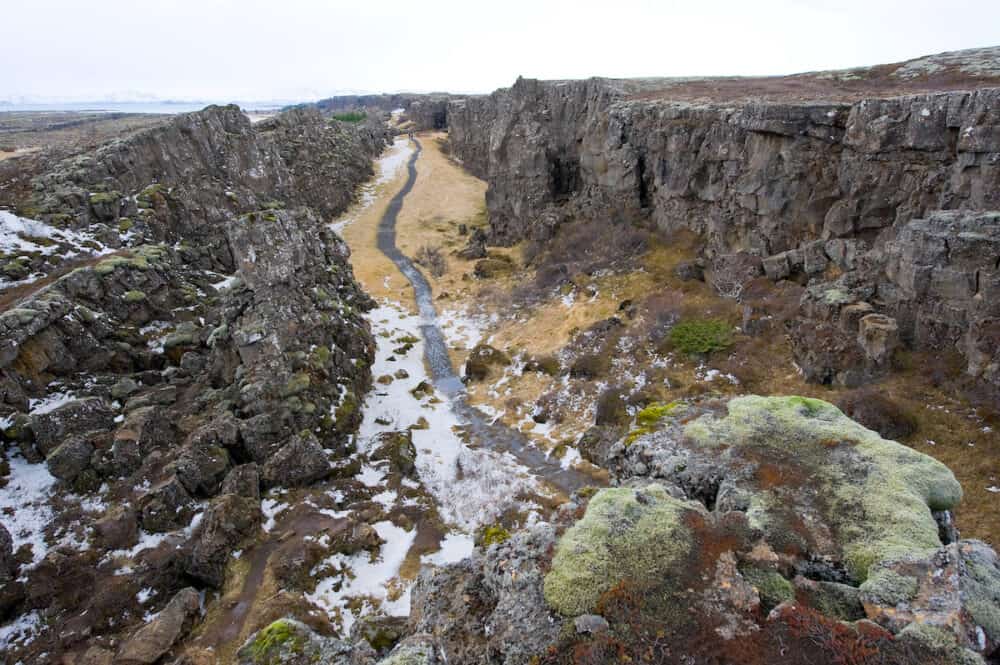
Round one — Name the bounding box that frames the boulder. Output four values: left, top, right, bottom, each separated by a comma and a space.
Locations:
116, 587, 200, 664
45, 437, 94, 481
185, 493, 261, 587
175, 440, 231, 497
221, 463, 261, 499
31, 397, 114, 457
261, 432, 330, 488
93, 506, 139, 550
0, 522, 15, 582
236, 617, 373, 665
370, 431, 417, 478
139, 476, 196, 533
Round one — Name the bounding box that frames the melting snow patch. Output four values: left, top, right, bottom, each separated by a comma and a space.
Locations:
306, 520, 416, 636
358, 301, 542, 529
422, 532, 475, 566
0, 450, 56, 568
330, 138, 414, 235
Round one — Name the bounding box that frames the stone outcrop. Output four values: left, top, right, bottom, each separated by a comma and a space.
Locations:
790, 210, 1000, 388
405, 396, 999, 663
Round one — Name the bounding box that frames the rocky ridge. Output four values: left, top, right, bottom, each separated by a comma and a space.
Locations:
0, 105, 386, 663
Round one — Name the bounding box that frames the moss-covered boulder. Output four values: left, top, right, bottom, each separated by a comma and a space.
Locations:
543, 484, 705, 616
681, 396, 962, 580
236, 617, 361, 665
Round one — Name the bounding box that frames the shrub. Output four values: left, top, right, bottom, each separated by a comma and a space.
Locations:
414, 245, 446, 277
570, 352, 611, 379
331, 111, 366, 123
668, 319, 733, 355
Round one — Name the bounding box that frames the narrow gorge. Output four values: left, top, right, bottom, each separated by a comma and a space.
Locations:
1, 46, 999, 665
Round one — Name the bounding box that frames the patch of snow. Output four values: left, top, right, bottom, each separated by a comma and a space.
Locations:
422, 532, 475, 566
0, 609, 43, 651
0, 450, 56, 568
357, 301, 542, 529
27, 391, 77, 415
330, 138, 414, 235
306, 520, 416, 636
261, 497, 289, 532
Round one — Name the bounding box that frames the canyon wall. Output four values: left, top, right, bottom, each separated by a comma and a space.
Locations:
448, 76, 1000, 391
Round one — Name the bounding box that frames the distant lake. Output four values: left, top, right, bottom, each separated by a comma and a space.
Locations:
0, 101, 288, 115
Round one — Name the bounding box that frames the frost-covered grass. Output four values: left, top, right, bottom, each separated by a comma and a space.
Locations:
0, 211, 115, 285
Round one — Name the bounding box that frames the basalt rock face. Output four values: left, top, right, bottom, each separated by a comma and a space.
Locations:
449, 78, 1000, 253
790, 211, 1000, 389
447, 64, 1000, 390
0, 105, 381, 663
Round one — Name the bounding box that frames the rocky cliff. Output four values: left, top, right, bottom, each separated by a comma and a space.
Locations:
447, 48, 1000, 392
0, 105, 385, 663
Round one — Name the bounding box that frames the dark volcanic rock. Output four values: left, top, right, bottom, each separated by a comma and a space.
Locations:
185, 492, 261, 587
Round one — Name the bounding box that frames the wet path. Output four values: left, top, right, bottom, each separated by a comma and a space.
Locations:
375, 139, 596, 494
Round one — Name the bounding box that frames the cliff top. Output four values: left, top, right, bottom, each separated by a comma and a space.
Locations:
542, 45, 1000, 104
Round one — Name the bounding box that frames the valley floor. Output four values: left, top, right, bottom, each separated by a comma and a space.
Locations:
343, 131, 998, 546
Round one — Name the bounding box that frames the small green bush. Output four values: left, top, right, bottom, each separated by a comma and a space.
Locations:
332, 111, 366, 123
668, 319, 732, 355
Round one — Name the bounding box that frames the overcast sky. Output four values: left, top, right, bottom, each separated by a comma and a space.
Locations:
3, 0, 999, 101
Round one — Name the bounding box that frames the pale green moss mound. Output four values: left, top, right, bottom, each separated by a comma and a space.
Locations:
683, 395, 962, 580
543, 484, 700, 616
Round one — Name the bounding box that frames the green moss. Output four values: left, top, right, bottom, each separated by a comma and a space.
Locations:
859, 568, 918, 606
478, 524, 511, 547
247, 618, 304, 663
668, 319, 732, 355
636, 401, 683, 427
682, 396, 963, 581
88, 191, 117, 205
625, 401, 685, 444
117, 218, 134, 233
898, 624, 985, 665
740, 566, 794, 610
332, 111, 367, 123
136, 183, 166, 209
543, 485, 698, 616
310, 345, 331, 368
282, 372, 311, 397
94, 245, 168, 275
123, 290, 146, 303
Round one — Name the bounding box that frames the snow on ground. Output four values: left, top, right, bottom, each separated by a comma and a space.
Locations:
421, 532, 474, 566
357, 301, 541, 530
438, 307, 491, 351
329, 138, 414, 235
0, 609, 43, 652
0, 450, 56, 569
306, 520, 416, 636
0, 211, 116, 284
